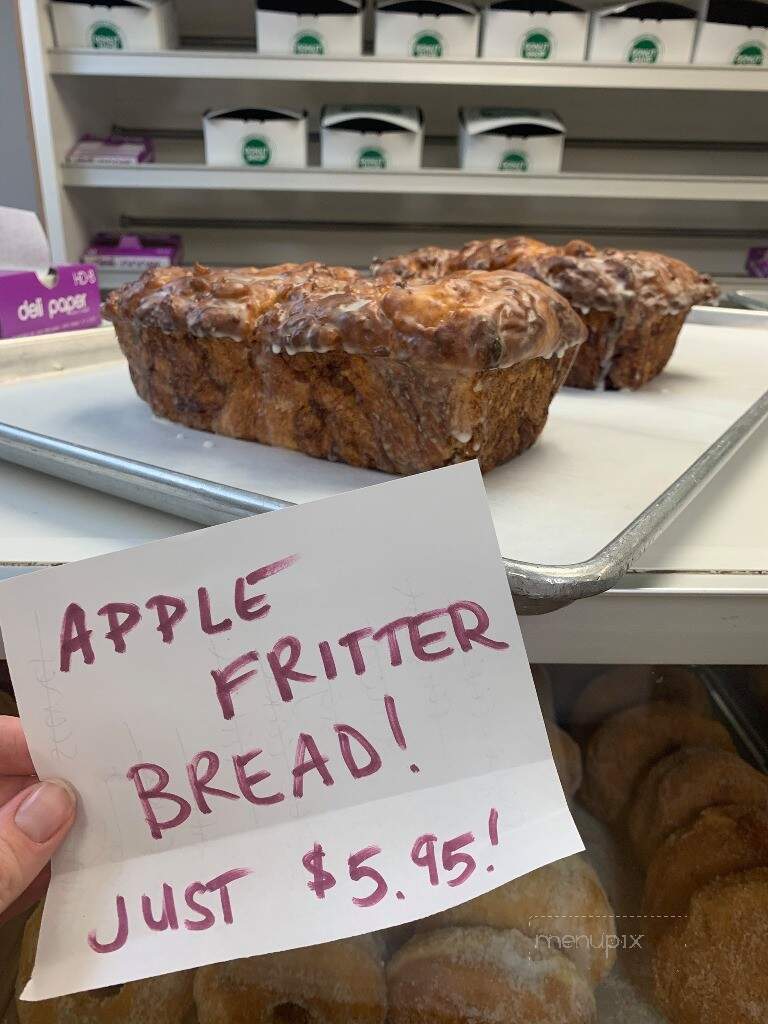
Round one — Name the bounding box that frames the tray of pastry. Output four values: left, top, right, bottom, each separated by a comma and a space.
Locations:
3, 662, 766, 1024
0, 244, 767, 614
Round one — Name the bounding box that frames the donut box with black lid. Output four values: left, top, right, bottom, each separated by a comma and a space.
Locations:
459, 109, 566, 173
588, 1, 699, 64
203, 107, 308, 169
374, 0, 481, 57
480, 0, 590, 61
693, 0, 768, 65
320, 106, 424, 169
48, 0, 178, 50
255, 0, 364, 55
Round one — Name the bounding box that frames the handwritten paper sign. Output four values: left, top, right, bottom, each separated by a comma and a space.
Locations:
0, 462, 582, 1000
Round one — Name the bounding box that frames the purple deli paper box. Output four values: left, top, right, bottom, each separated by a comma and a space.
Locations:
83, 232, 182, 270
0, 206, 102, 340
0, 265, 102, 340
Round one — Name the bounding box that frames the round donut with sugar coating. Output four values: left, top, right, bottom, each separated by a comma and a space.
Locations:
643, 803, 768, 945
194, 935, 387, 1024
16, 905, 195, 1024
414, 854, 615, 987
653, 868, 768, 1024
388, 926, 596, 1024
628, 746, 768, 866
569, 666, 710, 741
580, 702, 735, 823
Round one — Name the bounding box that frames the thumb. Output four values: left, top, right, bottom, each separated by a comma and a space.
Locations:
0, 780, 76, 917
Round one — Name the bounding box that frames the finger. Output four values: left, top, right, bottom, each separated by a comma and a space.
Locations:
0, 865, 49, 926
0, 718, 35, 776
0, 780, 76, 918
0, 776, 37, 807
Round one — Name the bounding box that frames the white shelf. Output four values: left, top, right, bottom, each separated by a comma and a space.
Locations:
48, 48, 768, 92
61, 164, 768, 203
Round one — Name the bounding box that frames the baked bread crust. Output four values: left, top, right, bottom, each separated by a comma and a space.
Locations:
106, 263, 585, 474
371, 238, 719, 390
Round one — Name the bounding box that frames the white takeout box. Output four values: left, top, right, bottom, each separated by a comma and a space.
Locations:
693, 1, 768, 65
49, 0, 178, 50
203, 107, 308, 168
321, 106, 424, 169
589, 1, 698, 64
374, 0, 480, 58
481, 1, 590, 61
459, 108, 565, 173
255, 0, 364, 55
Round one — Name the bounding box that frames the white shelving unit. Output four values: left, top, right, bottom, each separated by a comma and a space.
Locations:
16, 0, 768, 281
61, 165, 768, 203
48, 48, 768, 92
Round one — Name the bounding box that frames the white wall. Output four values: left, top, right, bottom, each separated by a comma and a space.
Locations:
0, 1, 39, 214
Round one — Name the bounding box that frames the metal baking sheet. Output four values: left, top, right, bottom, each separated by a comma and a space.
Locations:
0, 308, 766, 614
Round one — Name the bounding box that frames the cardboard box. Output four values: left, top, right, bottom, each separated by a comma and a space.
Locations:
693, 1, 768, 65
321, 106, 424, 169
49, 0, 178, 50
374, 0, 480, 58
589, 2, 697, 64
459, 108, 565, 172
0, 208, 101, 341
256, 0, 363, 54
203, 108, 308, 168
82, 233, 182, 271
481, 1, 590, 61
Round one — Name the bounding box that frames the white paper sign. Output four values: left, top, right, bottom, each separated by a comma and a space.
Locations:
0, 462, 582, 1001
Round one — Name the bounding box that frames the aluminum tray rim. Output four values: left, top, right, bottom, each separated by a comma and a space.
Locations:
0, 306, 766, 615
0, 382, 766, 615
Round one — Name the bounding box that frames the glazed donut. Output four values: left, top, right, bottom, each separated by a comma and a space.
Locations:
643, 804, 768, 945
545, 721, 583, 799
16, 906, 194, 1024
653, 868, 768, 1024
627, 746, 768, 866
194, 936, 387, 1024
569, 666, 710, 740
579, 702, 735, 823
388, 926, 596, 1024
415, 854, 615, 986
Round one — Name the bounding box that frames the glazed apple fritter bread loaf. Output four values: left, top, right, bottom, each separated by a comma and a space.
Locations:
106, 261, 585, 474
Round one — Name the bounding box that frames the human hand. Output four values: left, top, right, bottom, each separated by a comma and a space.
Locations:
0, 716, 76, 924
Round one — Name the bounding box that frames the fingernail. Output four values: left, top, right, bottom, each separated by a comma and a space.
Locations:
15, 781, 76, 844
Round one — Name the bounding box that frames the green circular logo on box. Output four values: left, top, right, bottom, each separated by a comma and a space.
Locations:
242, 136, 271, 167
521, 29, 552, 60
412, 31, 443, 57
628, 35, 661, 63
734, 41, 764, 65
358, 147, 387, 169
90, 21, 123, 49
499, 151, 528, 172
294, 30, 325, 55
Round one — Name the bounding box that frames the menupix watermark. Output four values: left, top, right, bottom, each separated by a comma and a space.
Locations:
528, 913, 688, 959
